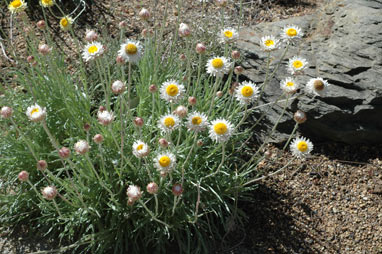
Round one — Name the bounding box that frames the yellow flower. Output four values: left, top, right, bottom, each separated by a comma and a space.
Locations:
59, 16, 73, 31
209, 119, 234, 142
8, 0, 27, 14
160, 80, 185, 103
40, 0, 54, 7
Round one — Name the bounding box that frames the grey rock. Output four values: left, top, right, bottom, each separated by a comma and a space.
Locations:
238, 0, 382, 144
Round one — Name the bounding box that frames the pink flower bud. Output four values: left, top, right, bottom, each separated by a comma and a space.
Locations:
58, 147, 71, 159
38, 44, 51, 55
85, 29, 98, 42
27, 55, 35, 63
146, 182, 158, 194
42, 186, 57, 200
74, 140, 90, 155
18, 171, 29, 182
111, 80, 126, 95
294, 110, 307, 124
37, 160, 47, 171
188, 96, 197, 106
98, 106, 106, 112
149, 84, 157, 93
36, 20, 45, 29
179, 53, 186, 61
83, 123, 91, 132
93, 134, 104, 144
264, 150, 272, 159
158, 138, 169, 148
216, 91, 223, 97
134, 117, 144, 127
116, 55, 125, 65
197, 140, 203, 147
1, 106, 13, 119
178, 23, 191, 37
139, 8, 150, 20
119, 21, 127, 28
175, 105, 188, 118
231, 50, 240, 60
234, 66, 244, 75
126, 185, 142, 202
172, 183, 183, 196
97, 109, 114, 126
195, 43, 206, 54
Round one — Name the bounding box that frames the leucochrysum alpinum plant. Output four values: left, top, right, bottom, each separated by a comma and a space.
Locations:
0, 0, 330, 253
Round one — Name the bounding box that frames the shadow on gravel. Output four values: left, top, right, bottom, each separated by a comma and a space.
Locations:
225, 184, 337, 254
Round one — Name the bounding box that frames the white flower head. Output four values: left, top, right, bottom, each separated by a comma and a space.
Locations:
126, 185, 142, 202
209, 119, 234, 143
281, 25, 303, 42
260, 35, 279, 51
111, 80, 126, 95
187, 111, 208, 132
8, 0, 27, 14
132, 140, 150, 158
306, 77, 330, 97
82, 42, 104, 62
179, 23, 191, 37
280, 77, 299, 94
42, 186, 57, 200
74, 140, 90, 155
219, 27, 238, 43
158, 114, 180, 133
118, 40, 143, 64
154, 153, 176, 173
290, 136, 313, 158
40, 0, 54, 8
97, 110, 114, 126
26, 104, 46, 122
287, 56, 308, 75
160, 80, 185, 103
235, 81, 260, 105
206, 56, 232, 77
59, 16, 73, 31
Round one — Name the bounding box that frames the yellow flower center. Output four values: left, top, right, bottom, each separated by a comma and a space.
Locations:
286, 82, 294, 87
31, 108, 39, 115
241, 86, 254, 97
41, 0, 53, 5
214, 123, 227, 135
191, 116, 202, 125
164, 117, 175, 128
265, 40, 274, 47
88, 45, 98, 54
297, 141, 308, 152
137, 144, 144, 151
60, 17, 69, 27
166, 84, 179, 97
10, 0, 22, 8
224, 30, 233, 38
286, 28, 297, 37
159, 156, 171, 167
292, 60, 303, 69
125, 43, 137, 55
313, 80, 325, 91
211, 58, 224, 69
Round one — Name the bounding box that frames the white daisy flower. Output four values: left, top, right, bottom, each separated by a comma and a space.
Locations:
132, 140, 150, 158
260, 35, 279, 51
280, 77, 299, 94
158, 114, 180, 133
59, 16, 73, 31
40, 0, 54, 8
219, 27, 238, 43
235, 81, 260, 105
26, 104, 46, 122
8, 0, 27, 14
306, 77, 330, 97
118, 40, 143, 64
126, 185, 142, 202
154, 153, 176, 173
281, 25, 303, 42
160, 80, 185, 103
82, 42, 104, 62
287, 56, 308, 75
290, 136, 313, 158
209, 119, 234, 143
187, 112, 208, 132
206, 56, 232, 77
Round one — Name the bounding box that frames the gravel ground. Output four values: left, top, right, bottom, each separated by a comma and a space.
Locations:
1, 1, 381, 253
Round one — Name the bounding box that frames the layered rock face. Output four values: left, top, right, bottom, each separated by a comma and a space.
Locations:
238, 0, 382, 144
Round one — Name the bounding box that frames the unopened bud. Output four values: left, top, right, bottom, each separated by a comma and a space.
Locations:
234, 66, 244, 75
58, 147, 71, 159
98, 106, 106, 112
195, 43, 206, 54
37, 160, 48, 171
18, 171, 29, 182
178, 23, 191, 37
146, 182, 159, 194
158, 138, 169, 148
1, 106, 13, 119
179, 53, 186, 61
231, 50, 240, 60
293, 110, 307, 124
216, 91, 223, 97
264, 150, 272, 159
83, 123, 91, 132
93, 134, 104, 144
36, 20, 45, 29
139, 8, 150, 20
42, 186, 57, 200
116, 55, 125, 65
134, 117, 144, 127
38, 44, 51, 55
149, 84, 157, 93
197, 140, 203, 146
172, 183, 183, 196
119, 21, 127, 28
85, 29, 98, 42
111, 80, 126, 95
175, 105, 188, 118
188, 96, 197, 106
27, 55, 35, 63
